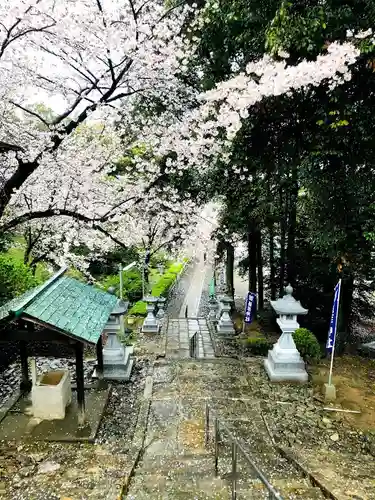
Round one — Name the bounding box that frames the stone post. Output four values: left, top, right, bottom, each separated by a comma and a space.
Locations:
93, 298, 133, 381
217, 295, 235, 335
142, 296, 160, 333
208, 297, 219, 322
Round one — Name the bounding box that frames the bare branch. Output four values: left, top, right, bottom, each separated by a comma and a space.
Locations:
156, 0, 187, 25
9, 100, 50, 127
0, 0, 56, 59
106, 87, 146, 103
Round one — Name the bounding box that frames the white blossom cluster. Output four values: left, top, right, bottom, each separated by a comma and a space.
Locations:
137, 42, 360, 182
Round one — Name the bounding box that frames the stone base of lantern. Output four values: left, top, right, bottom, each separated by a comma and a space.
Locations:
264, 336, 308, 383
142, 318, 160, 334
93, 345, 134, 381
216, 316, 235, 335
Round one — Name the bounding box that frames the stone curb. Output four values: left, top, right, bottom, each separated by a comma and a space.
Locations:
166, 259, 191, 301
120, 375, 153, 498
277, 446, 337, 500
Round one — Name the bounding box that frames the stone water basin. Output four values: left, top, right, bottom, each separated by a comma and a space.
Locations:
31, 370, 72, 420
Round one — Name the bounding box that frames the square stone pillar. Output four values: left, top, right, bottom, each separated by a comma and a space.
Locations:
98, 331, 133, 381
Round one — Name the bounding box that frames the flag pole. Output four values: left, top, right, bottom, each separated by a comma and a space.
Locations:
119, 264, 123, 301
328, 279, 342, 386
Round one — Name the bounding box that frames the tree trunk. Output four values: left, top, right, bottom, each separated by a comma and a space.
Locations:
0, 160, 39, 220
247, 223, 257, 293
269, 224, 276, 300
24, 234, 32, 266
286, 164, 298, 286
279, 186, 287, 297
226, 242, 235, 299
256, 230, 264, 310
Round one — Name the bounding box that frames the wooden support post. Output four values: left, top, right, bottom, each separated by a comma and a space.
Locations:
96, 335, 105, 388
75, 341, 86, 426
19, 340, 31, 392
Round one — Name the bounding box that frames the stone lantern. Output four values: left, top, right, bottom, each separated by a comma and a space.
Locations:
217, 295, 235, 335
156, 296, 166, 319
264, 284, 308, 383
103, 293, 127, 336
208, 297, 219, 322
142, 296, 160, 333
94, 298, 134, 381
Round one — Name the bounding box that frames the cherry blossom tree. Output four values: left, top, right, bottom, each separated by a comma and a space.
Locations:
0, 0, 196, 222
0, 0, 364, 270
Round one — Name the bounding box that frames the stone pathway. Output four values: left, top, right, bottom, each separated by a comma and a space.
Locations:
179, 257, 209, 318
165, 318, 215, 359
125, 359, 326, 499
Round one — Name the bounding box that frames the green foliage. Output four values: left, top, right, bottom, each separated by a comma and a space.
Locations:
265, 0, 375, 61
0, 232, 11, 253
292, 328, 321, 361
241, 337, 273, 356
152, 273, 175, 298
3, 238, 51, 282
266, 1, 327, 59
122, 329, 138, 346
0, 254, 41, 305
87, 246, 139, 277
167, 262, 184, 274
100, 269, 143, 302
128, 300, 147, 316
191, 0, 280, 88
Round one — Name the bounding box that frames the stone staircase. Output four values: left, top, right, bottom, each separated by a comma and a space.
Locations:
213, 421, 326, 499
125, 359, 327, 499
206, 396, 325, 499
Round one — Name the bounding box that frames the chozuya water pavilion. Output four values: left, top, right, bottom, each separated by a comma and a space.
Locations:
0, 267, 119, 442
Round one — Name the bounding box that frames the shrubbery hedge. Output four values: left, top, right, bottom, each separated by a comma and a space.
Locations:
128, 261, 185, 316
239, 327, 321, 361
0, 254, 41, 306
292, 328, 321, 361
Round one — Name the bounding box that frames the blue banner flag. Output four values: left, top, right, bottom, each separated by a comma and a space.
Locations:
244, 292, 256, 324
326, 280, 341, 353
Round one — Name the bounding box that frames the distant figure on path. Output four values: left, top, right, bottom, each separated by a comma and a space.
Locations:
203, 252, 207, 263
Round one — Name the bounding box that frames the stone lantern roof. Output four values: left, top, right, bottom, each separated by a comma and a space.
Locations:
111, 299, 128, 317
270, 284, 308, 316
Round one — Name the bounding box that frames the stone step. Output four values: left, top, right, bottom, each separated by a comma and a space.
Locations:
127, 471, 230, 499
237, 480, 325, 499
138, 453, 215, 475
127, 461, 325, 499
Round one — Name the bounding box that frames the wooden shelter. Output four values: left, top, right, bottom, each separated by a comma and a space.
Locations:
0, 267, 117, 425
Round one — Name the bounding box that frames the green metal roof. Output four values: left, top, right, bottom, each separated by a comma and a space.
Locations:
0, 268, 117, 345
0, 283, 47, 323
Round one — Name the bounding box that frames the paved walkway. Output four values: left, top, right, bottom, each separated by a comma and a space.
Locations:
179, 258, 208, 318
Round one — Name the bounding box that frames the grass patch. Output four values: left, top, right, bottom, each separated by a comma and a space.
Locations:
5, 246, 50, 282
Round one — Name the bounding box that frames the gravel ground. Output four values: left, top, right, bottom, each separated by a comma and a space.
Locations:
0, 358, 150, 499
96, 358, 150, 448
